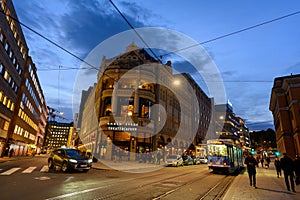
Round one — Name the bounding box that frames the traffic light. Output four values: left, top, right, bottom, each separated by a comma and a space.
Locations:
274, 151, 280, 157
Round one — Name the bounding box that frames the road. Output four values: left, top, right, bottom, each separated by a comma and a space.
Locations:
0, 156, 235, 200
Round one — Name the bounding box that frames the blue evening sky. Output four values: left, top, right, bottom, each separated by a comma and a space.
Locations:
12, 0, 300, 130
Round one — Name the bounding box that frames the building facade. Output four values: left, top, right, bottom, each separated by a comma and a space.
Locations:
0, 0, 47, 156
78, 43, 212, 161
214, 102, 250, 149
269, 74, 300, 158
43, 121, 73, 149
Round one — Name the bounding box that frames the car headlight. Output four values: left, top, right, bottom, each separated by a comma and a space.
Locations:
69, 159, 77, 163
88, 159, 93, 163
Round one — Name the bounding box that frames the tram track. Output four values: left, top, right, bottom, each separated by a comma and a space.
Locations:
198, 175, 235, 200
93, 170, 197, 200
46, 166, 237, 200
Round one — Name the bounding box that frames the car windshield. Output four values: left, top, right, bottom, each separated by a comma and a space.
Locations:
65, 149, 82, 157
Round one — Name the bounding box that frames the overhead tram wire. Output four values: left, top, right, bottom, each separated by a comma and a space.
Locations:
0, 10, 98, 71
109, 0, 162, 63
1, 5, 299, 82
0, 9, 117, 82
159, 10, 300, 58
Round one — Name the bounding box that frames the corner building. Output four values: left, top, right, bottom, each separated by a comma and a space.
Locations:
90, 43, 212, 161
269, 74, 300, 158
0, 0, 47, 156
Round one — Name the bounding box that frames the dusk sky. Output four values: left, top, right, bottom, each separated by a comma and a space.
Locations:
12, 0, 300, 131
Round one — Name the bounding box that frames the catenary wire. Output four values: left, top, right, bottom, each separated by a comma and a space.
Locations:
1, 4, 299, 83
0, 9, 117, 82
159, 10, 300, 57
109, 0, 162, 63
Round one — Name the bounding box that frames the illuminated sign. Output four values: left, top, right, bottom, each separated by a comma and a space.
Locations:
107, 122, 138, 131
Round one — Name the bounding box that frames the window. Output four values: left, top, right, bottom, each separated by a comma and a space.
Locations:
6, 99, 10, 108
4, 70, 9, 80
9, 50, 13, 59
3, 96, 7, 106
0, 63, 3, 74
0, 32, 3, 43
10, 102, 14, 111
5, 42, 9, 52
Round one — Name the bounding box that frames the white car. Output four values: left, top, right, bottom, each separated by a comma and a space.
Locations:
199, 156, 208, 164
165, 155, 184, 167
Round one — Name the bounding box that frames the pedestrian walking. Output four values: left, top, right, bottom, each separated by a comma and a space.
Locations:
244, 153, 258, 188
255, 156, 260, 167
260, 157, 264, 168
264, 156, 270, 169
274, 157, 281, 178
280, 153, 296, 192
9, 148, 14, 158
294, 155, 300, 185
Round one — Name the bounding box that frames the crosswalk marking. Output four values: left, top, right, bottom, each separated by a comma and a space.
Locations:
40, 165, 49, 172
22, 166, 37, 173
0, 167, 21, 175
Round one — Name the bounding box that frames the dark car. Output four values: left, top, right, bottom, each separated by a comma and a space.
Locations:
48, 148, 92, 172
191, 156, 200, 165
182, 155, 194, 165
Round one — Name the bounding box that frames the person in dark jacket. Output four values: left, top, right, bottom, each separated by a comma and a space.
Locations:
280, 153, 295, 192
244, 153, 258, 188
274, 157, 281, 178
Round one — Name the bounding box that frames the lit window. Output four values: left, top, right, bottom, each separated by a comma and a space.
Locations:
5, 42, 9, 52
3, 96, 7, 106
7, 99, 10, 108
10, 102, 14, 111
0, 32, 3, 43
4, 121, 9, 131
4, 70, 9, 80
14, 125, 18, 134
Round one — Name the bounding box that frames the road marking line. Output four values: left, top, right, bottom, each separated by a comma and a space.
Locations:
45, 184, 113, 200
40, 165, 49, 172
22, 166, 37, 173
0, 167, 21, 175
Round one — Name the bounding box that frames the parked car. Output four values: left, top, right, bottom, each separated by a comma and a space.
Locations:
199, 156, 208, 164
165, 155, 184, 167
191, 156, 200, 165
48, 148, 92, 172
182, 155, 194, 165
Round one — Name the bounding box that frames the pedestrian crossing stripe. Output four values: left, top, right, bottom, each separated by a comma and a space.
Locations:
0, 165, 49, 175
22, 166, 37, 173
40, 165, 49, 172
0, 167, 21, 175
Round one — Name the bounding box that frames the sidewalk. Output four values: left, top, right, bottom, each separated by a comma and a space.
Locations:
0, 154, 48, 163
223, 163, 300, 200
